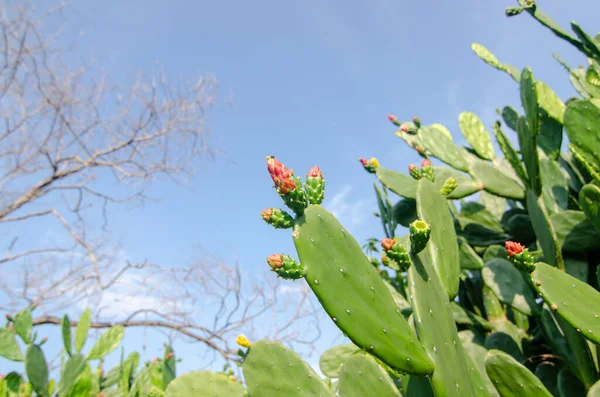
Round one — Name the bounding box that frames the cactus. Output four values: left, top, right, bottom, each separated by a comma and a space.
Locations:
338, 354, 402, 397
484, 350, 553, 397
292, 205, 433, 374
242, 340, 334, 397
163, 371, 245, 397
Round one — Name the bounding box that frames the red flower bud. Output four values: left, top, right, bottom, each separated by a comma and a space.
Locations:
388, 114, 397, 122
42, 337, 48, 342
381, 238, 396, 251
416, 146, 424, 153
260, 208, 273, 222
307, 166, 322, 178
358, 158, 369, 166
421, 159, 431, 167
400, 126, 408, 132
166, 352, 174, 359
408, 164, 417, 172
505, 241, 524, 257
266, 156, 292, 184
266, 254, 284, 269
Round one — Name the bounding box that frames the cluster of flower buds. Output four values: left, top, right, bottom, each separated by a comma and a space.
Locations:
440, 177, 458, 196
266, 254, 306, 280
505, 241, 536, 273
260, 208, 294, 229
266, 156, 307, 215
380, 238, 412, 271
408, 159, 434, 181
358, 157, 380, 174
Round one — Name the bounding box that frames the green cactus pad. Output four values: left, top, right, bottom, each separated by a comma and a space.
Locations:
485, 333, 523, 362
462, 343, 500, 397
164, 371, 245, 397
539, 158, 568, 215
375, 167, 417, 199
319, 343, 360, 378
482, 258, 540, 316
25, 344, 49, 397
557, 368, 586, 397
468, 159, 525, 200
319, 343, 361, 378
589, 379, 600, 396
86, 325, 125, 360
520, 68, 540, 136
459, 112, 496, 161
579, 183, 600, 231
406, 238, 484, 397
338, 354, 402, 397
535, 81, 565, 123
457, 237, 484, 270
534, 362, 559, 397
418, 126, 469, 171
14, 308, 32, 344
58, 354, 87, 396
431, 123, 453, 140
471, 43, 505, 72
402, 375, 435, 397
550, 210, 600, 252
526, 189, 563, 268
517, 117, 541, 195
450, 303, 492, 330
416, 179, 460, 299
242, 340, 334, 396
501, 106, 519, 131
538, 113, 563, 161
531, 262, 600, 345
292, 205, 433, 375
484, 350, 553, 397
564, 99, 600, 171
0, 328, 23, 361
392, 198, 417, 227
492, 122, 529, 186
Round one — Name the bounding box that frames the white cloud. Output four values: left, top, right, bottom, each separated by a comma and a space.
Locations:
323, 185, 371, 229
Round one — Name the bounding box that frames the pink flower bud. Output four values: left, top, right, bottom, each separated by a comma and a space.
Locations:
307, 166, 322, 178
42, 337, 48, 342
0, 374, 5, 379
266, 254, 284, 269
415, 146, 424, 153
505, 241, 524, 257
152, 357, 157, 364
267, 156, 292, 184
381, 238, 396, 251
408, 164, 417, 172
388, 114, 397, 122
400, 126, 408, 132
421, 159, 431, 167
358, 158, 369, 166
413, 116, 419, 122
166, 352, 174, 359
260, 208, 273, 222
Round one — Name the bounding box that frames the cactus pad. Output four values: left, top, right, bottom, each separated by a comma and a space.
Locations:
484, 350, 552, 397
459, 112, 496, 160
531, 262, 600, 345
242, 340, 334, 397
338, 354, 402, 397
164, 371, 245, 397
293, 205, 433, 374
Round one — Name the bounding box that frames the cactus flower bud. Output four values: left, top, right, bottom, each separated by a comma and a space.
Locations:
381, 238, 411, 271
261, 208, 294, 229
266, 254, 283, 269
440, 177, 457, 196
413, 116, 421, 128
266, 156, 292, 185
505, 241, 535, 273
305, 166, 325, 205
388, 114, 401, 127
381, 238, 395, 251
152, 357, 157, 364
420, 159, 434, 181
408, 164, 422, 180
409, 220, 431, 254
0, 374, 5, 379
266, 254, 306, 280
235, 334, 252, 348
415, 146, 424, 154
400, 125, 408, 132
166, 353, 174, 360
273, 175, 308, 215
358, 157, 379, 174
505, 6, 524, 16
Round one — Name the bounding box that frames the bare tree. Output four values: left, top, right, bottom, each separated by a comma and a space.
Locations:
0, 0, 320, 369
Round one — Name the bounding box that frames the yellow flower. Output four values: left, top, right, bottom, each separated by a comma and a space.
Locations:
236, 334, 251, 348
370, 157, 380, 168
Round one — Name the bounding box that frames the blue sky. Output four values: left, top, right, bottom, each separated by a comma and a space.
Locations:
3, 0, 600, 380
